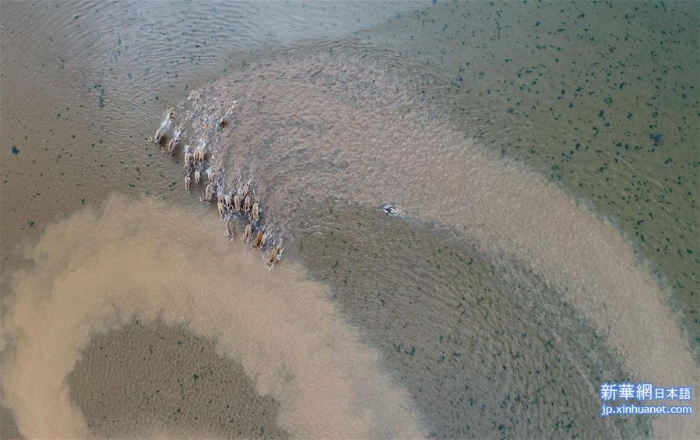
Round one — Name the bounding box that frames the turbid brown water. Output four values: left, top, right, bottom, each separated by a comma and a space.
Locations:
1, 1, 698, 439
2, 196, 425, 439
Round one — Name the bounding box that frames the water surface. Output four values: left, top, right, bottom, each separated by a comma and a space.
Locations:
1, 1, 698, 439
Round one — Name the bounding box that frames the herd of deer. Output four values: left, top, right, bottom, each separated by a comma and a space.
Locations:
152, 107, 283, 266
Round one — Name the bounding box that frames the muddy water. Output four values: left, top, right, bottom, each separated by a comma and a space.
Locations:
179, 55, 699, 438
1, 1, 698, 439
2, 196, 425, 439
363, 2, 700, 355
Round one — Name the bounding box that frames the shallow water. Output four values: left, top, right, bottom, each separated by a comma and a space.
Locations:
3, 196, 425, 439
68, 322, 288, 439
295, 200, 653, 439
172, 55, 699, 438
1, 1, 698, 439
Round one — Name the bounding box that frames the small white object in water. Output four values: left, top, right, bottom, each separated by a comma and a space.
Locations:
382, 203, 402, 217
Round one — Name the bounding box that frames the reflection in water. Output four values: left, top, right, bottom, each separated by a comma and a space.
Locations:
1, 195, 425, 439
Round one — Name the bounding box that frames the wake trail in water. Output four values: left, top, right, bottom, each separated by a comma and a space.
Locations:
174, 54, 698, 439
2, 53, 697, 439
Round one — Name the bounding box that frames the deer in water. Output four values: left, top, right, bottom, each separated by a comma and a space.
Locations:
166, 123, 184, 155
253, 228, 267, 249
154, 127, 164, 145
194, 147, 205, 164
226, 220, 235, 241
242, 180, 251, 199
217, 199, 225, 217
243, 223, 252, 242
153, 108, 175, 144
267, 240, 284, 266
201, 183, 213, 202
